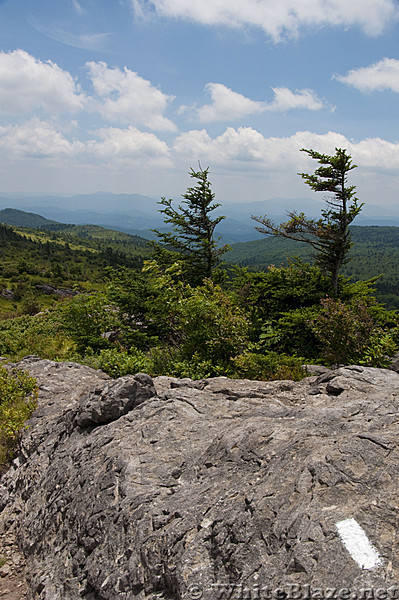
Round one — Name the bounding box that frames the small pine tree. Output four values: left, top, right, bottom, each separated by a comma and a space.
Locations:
252, 148, 363, 296
153, 167, 229, 285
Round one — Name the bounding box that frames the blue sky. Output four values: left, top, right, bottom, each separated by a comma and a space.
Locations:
0, 0, 399, 208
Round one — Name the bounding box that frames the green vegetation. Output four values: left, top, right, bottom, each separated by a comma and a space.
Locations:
0, 222, 151, 317
0, 366, 38, 469
252, 148, 362, 295
0, 248, 396, 384
225, 226, 399, 310
152, 167, 229, 284
0, 207, 58, 228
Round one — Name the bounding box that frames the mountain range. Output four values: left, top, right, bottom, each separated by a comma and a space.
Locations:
1, 192, 398, 243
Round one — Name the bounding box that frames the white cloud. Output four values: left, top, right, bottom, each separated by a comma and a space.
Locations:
30, 16, 112, 51
174, 127, 396, 171
196, 84, 266, 122
334, 58, 399, 93
0, 119, 171, 166
192, 84, 325, 122
87, 126, 171, 163
3, 117, 399, 176
173, 127, 299, 167
172, 128, 399, 205
0, 50, 85, 114
132, 0, 398, 41
0, 118, 84, 158
266, 87, 326, 111
87, 61, 176, 131
348, 137, 399, 169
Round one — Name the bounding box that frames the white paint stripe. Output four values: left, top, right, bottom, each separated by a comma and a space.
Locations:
336, 518, 382, 570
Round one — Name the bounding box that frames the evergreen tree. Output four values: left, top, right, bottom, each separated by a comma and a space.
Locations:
252, 148, 363, 296
153, 167, 229, 284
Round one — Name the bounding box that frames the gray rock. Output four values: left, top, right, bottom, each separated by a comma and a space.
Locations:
389, 350, 399, 372
0, 289, 13, 300
73, 373, 156, 428
2, 359, 399, 599
303, 364, 332, 376
35, 284, 79, 298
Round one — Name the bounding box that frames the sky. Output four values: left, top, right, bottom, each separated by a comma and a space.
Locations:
0, 0, 399, 208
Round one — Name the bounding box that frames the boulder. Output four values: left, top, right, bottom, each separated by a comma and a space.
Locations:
1, 358, 399, 599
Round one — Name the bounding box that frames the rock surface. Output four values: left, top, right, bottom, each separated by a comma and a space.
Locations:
2, 357, 399, 599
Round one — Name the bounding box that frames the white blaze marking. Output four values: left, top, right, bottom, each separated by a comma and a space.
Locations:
336, 518, 382, 569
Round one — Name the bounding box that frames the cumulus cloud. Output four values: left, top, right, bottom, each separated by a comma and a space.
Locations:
266, 87, 326, 111
173, 127, 399, 172
87, 126, 171, 163
0, 50, 85, 114
334, 58, 399, 93
0, 119, 85, 158
87, 61, 176, 131
191, 84, 325, 122
132, 0, 398, 41
195, 83, 265, 122
0, 119, 170, 166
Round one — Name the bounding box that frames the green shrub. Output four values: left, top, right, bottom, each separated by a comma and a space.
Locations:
59, 292, 119, 353
232, 349, 307, 381
81, 347, 152, 378
177, 279, 249, 364
19, 293, 41, 316
257, 306, 321, 358
0, 311, 75, 361
106, 267, 162, 350
310, 297, 398, 366
0, 366, 38, 468
234, 261, 331, 319
148, 346, 230, 379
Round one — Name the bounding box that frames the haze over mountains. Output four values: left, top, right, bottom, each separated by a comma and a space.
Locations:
0, 192, 397, 243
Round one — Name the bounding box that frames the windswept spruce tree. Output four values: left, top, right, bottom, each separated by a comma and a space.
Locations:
153, 166, 229, 284
252, 148, 363, 296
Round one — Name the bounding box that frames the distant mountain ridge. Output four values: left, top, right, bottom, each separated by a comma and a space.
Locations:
1, 192, 398, 243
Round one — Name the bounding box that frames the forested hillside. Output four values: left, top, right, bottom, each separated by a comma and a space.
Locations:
0, 208, 58, 228
0, 223, 151, 316
225, 226, 399, 309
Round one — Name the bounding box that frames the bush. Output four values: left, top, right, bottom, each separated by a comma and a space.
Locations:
59, 292, 119, 353
106, 267, 162, 350
148, 346, 231, 379
81, 347, 152, 378
234, 261, 331, 319
232, 349, 307, 381
177, 280, 249, 364
310, 297, 398, 366
0, 366, 38, 468
19, 293, 41, 316
257, 306, 321, 358
0, 311, 75, 361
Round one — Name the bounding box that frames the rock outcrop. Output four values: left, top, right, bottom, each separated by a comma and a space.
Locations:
2, 357, 399, 599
